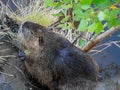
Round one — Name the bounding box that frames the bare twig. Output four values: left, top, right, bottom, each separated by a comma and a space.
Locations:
0, 55, 16, 58
113, 42, 120, 48
0, 49, 10, 52
91, 45, 111, 56
72, 34, 82, 45
0, 35, 6, 40
90, 40, 120, 55
83, 26, 120, 53
0, 57, 7, 62
93, 41, 120, 48
0, 71, 14, 77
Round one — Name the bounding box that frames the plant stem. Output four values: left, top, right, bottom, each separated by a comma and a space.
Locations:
83, 26, 120, 53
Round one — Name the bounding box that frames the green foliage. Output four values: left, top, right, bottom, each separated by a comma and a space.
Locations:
97, 11, 105, 21
44, 0, 120, 46
117, 34, 120, 38
14, 1, 57, 27
77, 19, 88, 31
78, 39, 86, 47
22, 11, 57, 27
44, 0, 53, 7
80, 0, 92, 10
24, 50, 29, 55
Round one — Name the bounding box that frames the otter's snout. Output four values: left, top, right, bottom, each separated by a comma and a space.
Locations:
17, 21, 45, 50
17, 21, 34, 48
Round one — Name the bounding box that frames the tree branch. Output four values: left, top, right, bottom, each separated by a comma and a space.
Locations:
83, 26, 120, 53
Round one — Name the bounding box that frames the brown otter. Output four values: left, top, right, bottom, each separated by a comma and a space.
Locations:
17, 21, 99, 90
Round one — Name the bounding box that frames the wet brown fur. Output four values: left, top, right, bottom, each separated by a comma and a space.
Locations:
17, 21, 99, 90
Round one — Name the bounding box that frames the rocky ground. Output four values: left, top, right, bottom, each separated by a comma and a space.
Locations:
0, 37, 29, 90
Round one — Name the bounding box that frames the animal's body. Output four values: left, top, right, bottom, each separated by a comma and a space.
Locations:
17, 21, 99, 90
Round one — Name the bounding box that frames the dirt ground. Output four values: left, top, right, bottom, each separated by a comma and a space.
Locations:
0, 38, 28, 90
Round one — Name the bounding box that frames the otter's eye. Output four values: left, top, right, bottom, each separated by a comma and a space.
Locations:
39, 36, 44, 45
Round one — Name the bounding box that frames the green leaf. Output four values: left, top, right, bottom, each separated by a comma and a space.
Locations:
62, 0, 71, 3
74, 0, 79, 3
73, 3, 81, 11
110, 9, 119, 19
95, 22, 103, 34
59, 23, 70, 30
104, 9, 110, 15
88, 23, 97, 33
107, 19, 117, 28
92, 0, 111, 9
116, 19, 120, 26
44, 0, 53, 7
97, 11, 105, 21
73, 9, 83, 21
80, 0, 92, 10
104, 9, 111, 20
52, 2, 62, 9
104, 9, 119, 21
61, 9, 67, 15
61, 16, 69, 23
52, 13, 63, 17
78, 39, 86, 47
62, 4, 72, 9
104, 9, 119, 28
77, 19, 88, 31
24, 50, 29, 55
88, 22, 103, 34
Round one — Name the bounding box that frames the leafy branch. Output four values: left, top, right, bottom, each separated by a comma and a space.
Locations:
83, 26, 120, 52
44, 0, 120, 52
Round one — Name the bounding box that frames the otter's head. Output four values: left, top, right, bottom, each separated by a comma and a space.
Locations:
17, 21, 47, 58
18, 21, 71, 58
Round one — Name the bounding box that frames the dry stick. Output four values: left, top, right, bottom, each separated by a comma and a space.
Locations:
91, 45, 111, 56
0, 42, 4, 44
0, 49, 10, 52
72, 34, 82, 45
0, 55, 16, 58
5, 13, 22, 25
114, 43, 120, 48
90, 40, 120, 55
83, 26, 120, 53
0, 71, 14, 77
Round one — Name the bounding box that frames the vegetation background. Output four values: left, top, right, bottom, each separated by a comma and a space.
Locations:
0, 0, 120, 90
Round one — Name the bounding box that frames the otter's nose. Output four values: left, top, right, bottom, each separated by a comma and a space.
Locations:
19, 21, 40, 33
18, 21, 33, 39
20, 21, 32, 31
19, 21, 33, 34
